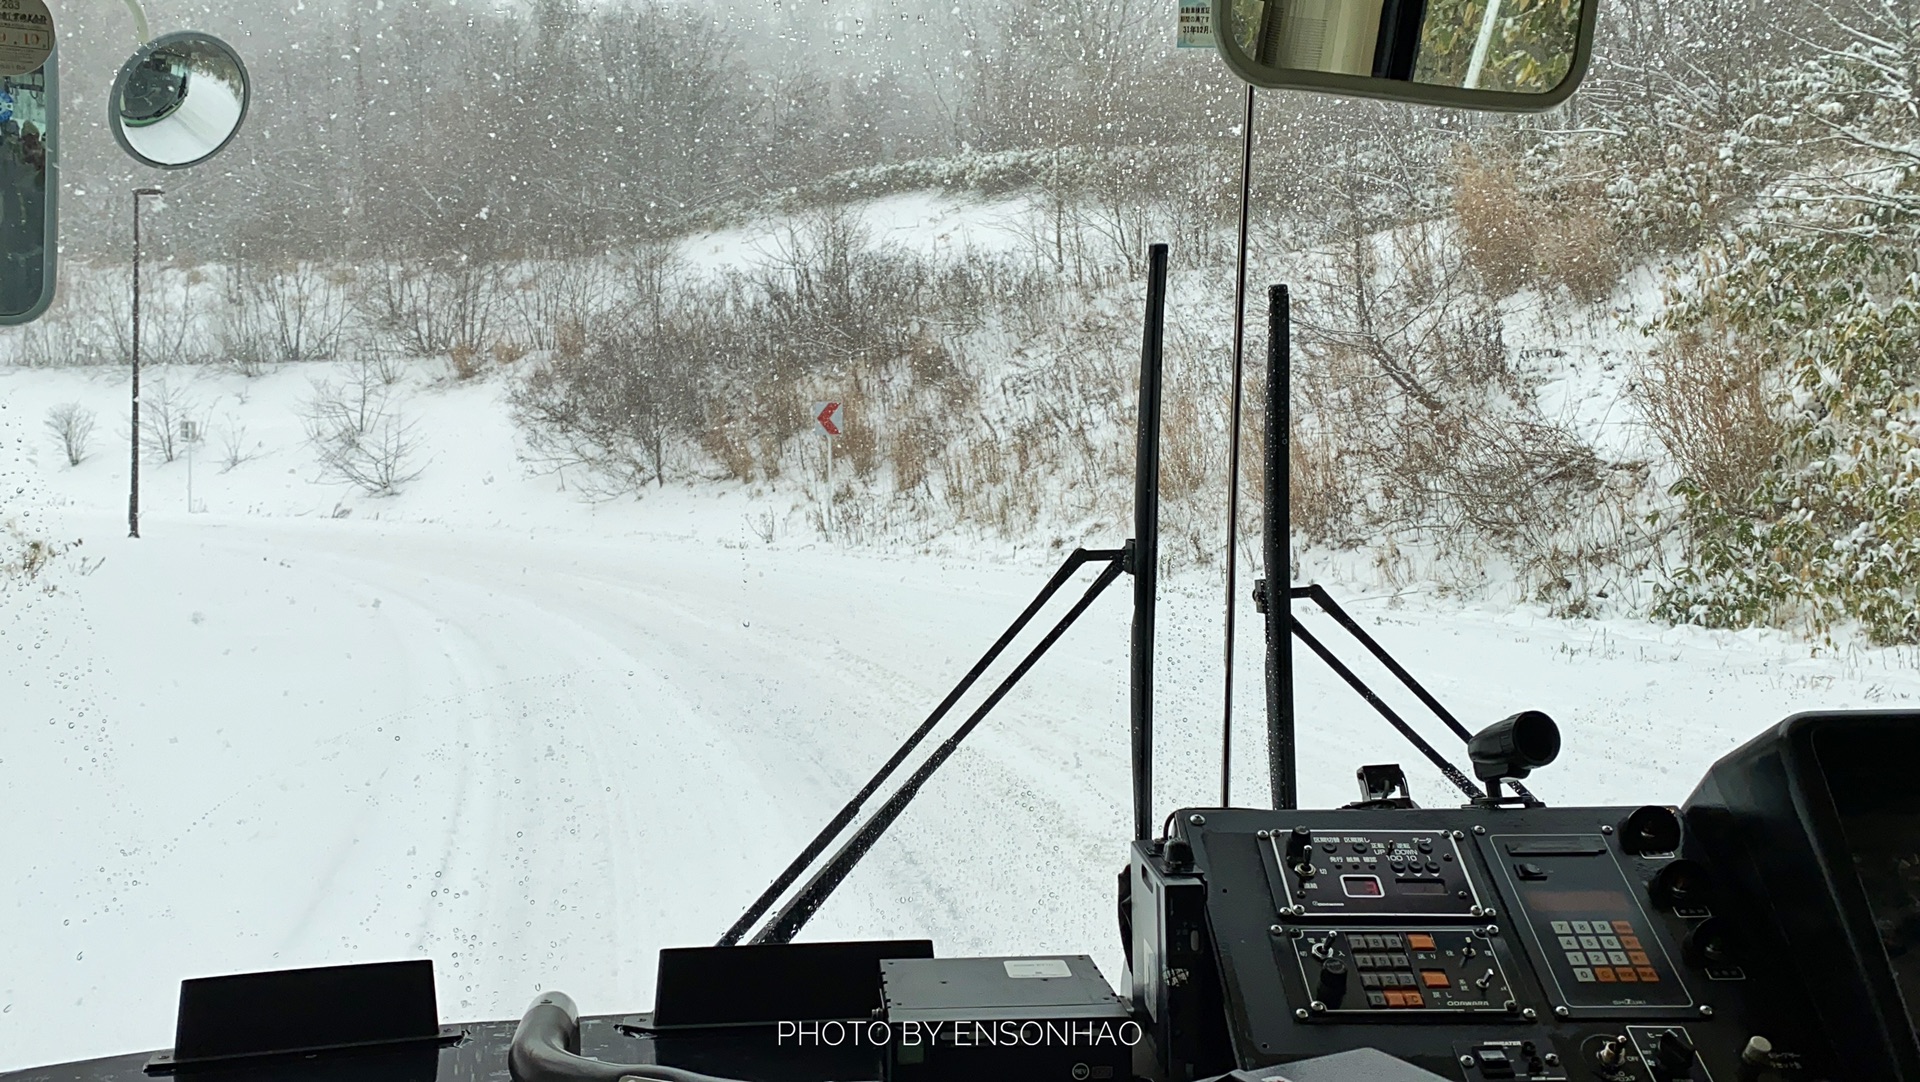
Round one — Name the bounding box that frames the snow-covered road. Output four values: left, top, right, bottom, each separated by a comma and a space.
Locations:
1, 511, 1146, 1069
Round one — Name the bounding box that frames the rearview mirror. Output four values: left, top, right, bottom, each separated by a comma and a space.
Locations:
1212, 0, 1598, 111
109, 31, 249, 170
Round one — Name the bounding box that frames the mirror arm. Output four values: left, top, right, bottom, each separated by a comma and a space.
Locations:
1463, 0, 1503, 89
118, 0, 150, 45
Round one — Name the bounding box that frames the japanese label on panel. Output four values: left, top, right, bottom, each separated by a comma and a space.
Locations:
1176, 0, 1214, 49
0, 0, 52, 78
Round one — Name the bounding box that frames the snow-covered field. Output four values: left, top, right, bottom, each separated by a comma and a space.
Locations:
4, 345, 1919, 1072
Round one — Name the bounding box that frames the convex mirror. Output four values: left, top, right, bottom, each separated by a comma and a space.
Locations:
1212, 0, 1597, 112
110, 31, 249, 169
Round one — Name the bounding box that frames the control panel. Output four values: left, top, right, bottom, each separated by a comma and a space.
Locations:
1485, 834, 1692, 1016
1131, 804, 1837, 1082
1267, 828, 1488, 919
1290, 927, 1519, 1013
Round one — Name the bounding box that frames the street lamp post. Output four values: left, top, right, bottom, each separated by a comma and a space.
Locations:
129, 186, 163, 539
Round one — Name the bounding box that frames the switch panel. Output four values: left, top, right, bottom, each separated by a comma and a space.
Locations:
1267, 830, 1486, 919
1290, 928, 1520, 1015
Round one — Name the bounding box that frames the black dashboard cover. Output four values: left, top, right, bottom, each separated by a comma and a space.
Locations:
1683, 709, 1920, 1081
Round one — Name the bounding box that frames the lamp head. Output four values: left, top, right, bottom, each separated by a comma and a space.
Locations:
1468, 710, 1561, 783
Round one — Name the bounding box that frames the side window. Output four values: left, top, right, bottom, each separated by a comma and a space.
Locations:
0, 53, 54, 324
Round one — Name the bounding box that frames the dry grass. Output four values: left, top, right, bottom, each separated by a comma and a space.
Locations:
1635, 318, 1780, 503
448, 344, 483, 381
491, 339, 528, 368
1454, 147, 1622, 303
554, 318, 588, 360
700, 420, 759, 482
1288, 417, 1355, 546
1454, 153, 1540, 297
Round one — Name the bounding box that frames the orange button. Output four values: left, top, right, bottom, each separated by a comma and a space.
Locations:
1405, 992, 1425, 1008
1407, 934, 1436, 951
1636, 967, 1661, 983
1613, 920, 1635, 934
1627, 950, 1652, 966
1595, 967, 1618, 982
1616, 967, 1640, 982
1619, 935, 1642, 949
1420, 969, 1450, 988
1384, 991, 1407, 1007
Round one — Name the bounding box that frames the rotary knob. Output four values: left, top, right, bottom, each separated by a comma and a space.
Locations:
1315, 957, 1349, 1006
1647, 1028, 1698, 1081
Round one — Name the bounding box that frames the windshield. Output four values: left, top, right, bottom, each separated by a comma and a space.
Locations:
4, 0, 1920, 1071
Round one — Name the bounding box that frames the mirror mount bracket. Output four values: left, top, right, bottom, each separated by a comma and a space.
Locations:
120, 0, 150, 46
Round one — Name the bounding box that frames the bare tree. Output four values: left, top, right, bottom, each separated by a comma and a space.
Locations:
366, 257, 502, 358
301, 361, 424, 495
140, 381, 196, 464
216, 415, 260, 473
44, 403, 96, 466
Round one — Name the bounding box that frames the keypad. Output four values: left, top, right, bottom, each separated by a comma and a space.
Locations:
1552, 915, 1661, 986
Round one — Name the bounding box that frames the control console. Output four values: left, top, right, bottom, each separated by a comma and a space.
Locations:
1131, 800, 1835, 1082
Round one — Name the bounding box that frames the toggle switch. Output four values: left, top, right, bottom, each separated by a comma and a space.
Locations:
1473, 1047, 1517, 1079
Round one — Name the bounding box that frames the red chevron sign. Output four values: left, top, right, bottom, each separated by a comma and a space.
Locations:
813, 401, 843, 436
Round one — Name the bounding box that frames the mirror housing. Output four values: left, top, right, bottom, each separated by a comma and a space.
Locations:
109, 31, 250, 170
1212, 0, 1599, 112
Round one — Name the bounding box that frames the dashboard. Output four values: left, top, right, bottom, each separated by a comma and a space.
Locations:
7, 712, 1918, 1082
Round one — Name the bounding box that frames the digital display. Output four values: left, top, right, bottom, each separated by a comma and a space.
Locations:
1517, 888, 1636, 913
1341, 875, 1383, 898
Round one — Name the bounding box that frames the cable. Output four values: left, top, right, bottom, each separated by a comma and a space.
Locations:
1220, 83, 1258, 810
508, 993, 752, 1082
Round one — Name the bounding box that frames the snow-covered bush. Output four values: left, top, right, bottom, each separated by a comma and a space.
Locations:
139, 380, 196, 464
1652, 237, 1920, 644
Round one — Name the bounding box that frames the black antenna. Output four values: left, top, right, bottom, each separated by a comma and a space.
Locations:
1257, 286, 1527, 808
1132, 243, 1168, 841
1264, 285, 1296, 810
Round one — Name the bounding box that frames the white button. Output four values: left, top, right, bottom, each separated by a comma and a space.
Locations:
1558, 936, 1579, 949
1565, 952, 1587, 965
1572, 921, 1593, 933
1573, 967, 1596, 983
1607, 951, 1631, 966
1599, 935, 1621, 949
1579, 936, 1601, 949
1551, 921, 1572, 934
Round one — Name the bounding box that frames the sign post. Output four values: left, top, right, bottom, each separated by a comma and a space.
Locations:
181, 417, 198, 513
812, 400, 843, 537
